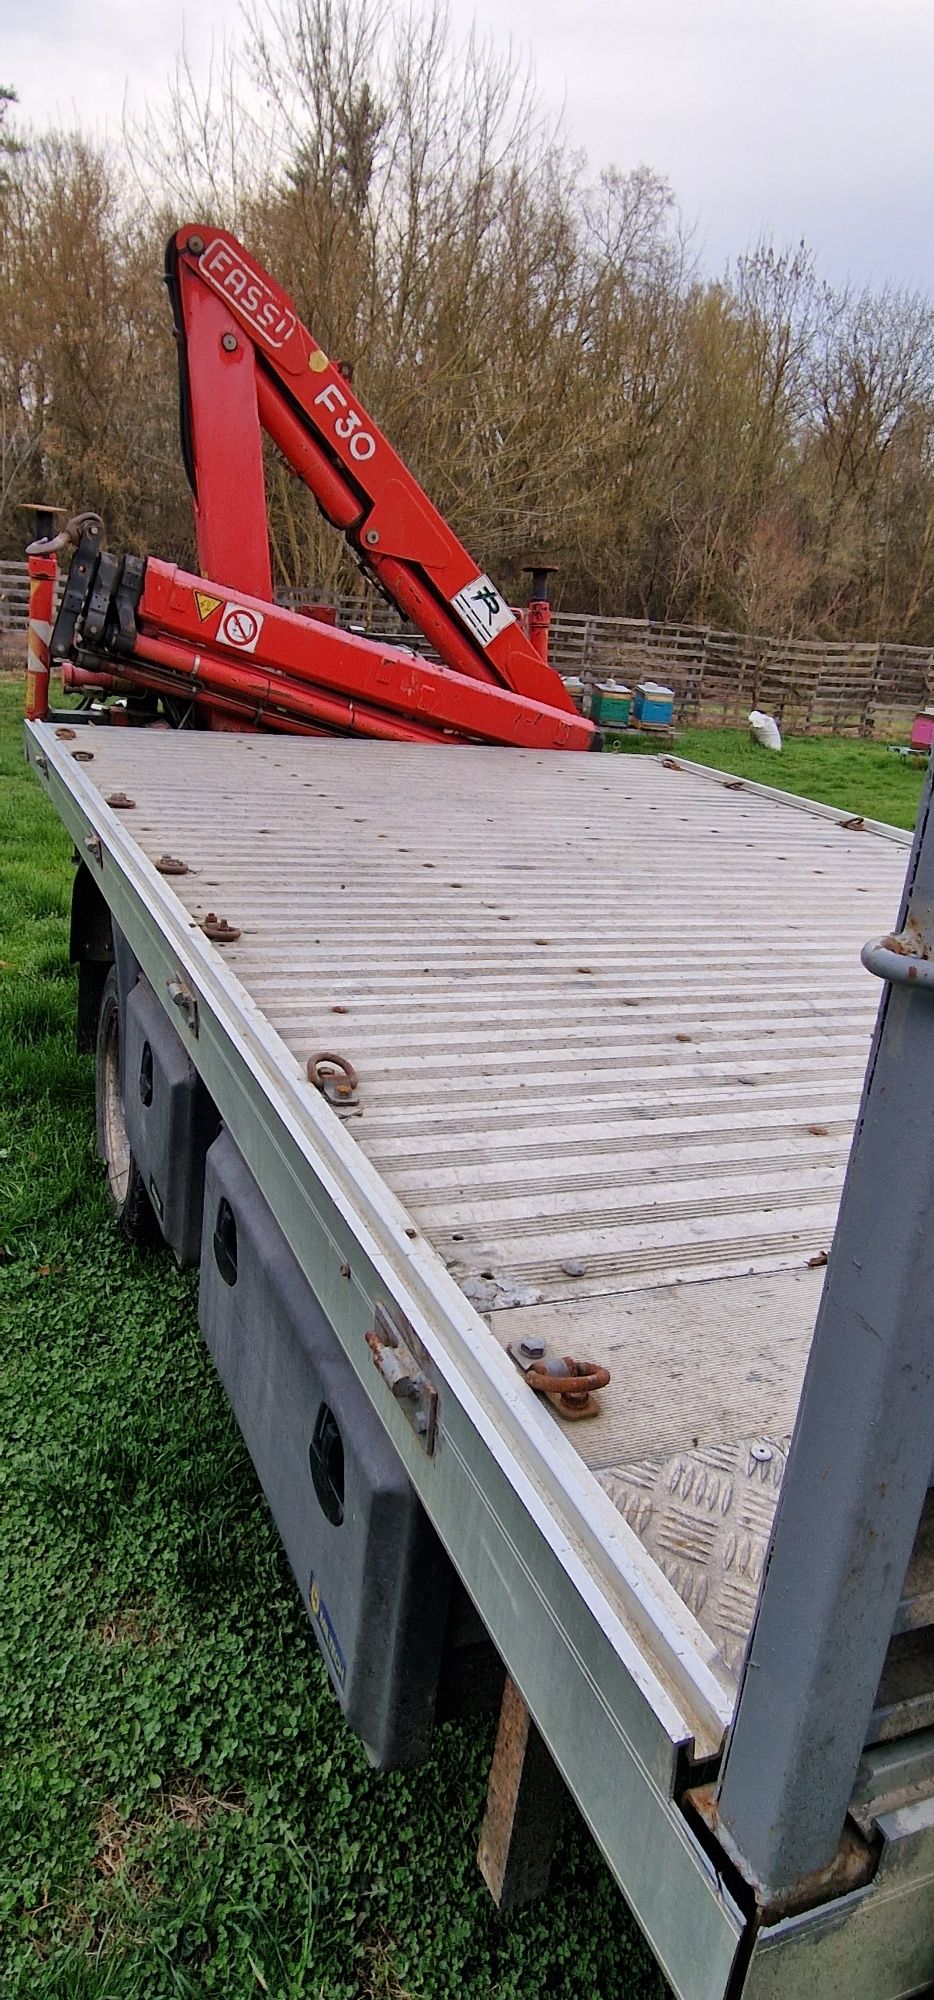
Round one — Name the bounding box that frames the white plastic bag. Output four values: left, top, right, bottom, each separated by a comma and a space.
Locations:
748, 709, 782, 751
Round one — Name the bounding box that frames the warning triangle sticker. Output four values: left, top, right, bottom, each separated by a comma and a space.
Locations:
194, 591, 222, 622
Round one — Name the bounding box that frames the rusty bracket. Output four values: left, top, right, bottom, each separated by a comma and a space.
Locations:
685, 1783, 874, 1923
365, 1301, 437, 1453
156, 853, 189, 876
200, 911, 241, 944
307, 1051, 359, 1106
106, 791, 135, 810
166, 975, 199, 1037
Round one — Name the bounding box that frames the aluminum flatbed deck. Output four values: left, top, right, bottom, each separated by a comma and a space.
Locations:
29, 720, 931, 1999
45, 730, 906, 1504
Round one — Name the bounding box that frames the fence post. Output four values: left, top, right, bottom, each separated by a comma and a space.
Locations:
863, 645, 883, 739
699, 627, 713, 719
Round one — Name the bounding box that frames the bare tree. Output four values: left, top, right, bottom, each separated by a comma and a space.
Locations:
2, 5, 934, 645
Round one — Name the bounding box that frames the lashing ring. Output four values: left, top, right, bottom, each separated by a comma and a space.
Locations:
525, 1357, 611, 1399
307, 1052, 359, 1104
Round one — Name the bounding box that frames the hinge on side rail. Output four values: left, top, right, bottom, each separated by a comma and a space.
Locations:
365, 1302, 438, 1454
166, 975, 199, 1037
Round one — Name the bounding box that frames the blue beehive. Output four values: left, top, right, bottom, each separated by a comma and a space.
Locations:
633, 681, 674, 727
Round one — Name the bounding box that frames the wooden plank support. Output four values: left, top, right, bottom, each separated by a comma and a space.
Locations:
477, 1675, 566, 1912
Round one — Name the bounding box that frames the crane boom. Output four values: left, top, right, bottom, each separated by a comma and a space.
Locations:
165, 226, 576, 714
37, 225, 596, 748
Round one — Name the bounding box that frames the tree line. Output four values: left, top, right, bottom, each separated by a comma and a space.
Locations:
3, 0, 934, 644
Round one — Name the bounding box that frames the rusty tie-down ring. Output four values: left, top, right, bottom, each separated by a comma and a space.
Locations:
307, 1052, 359, 1105
200, 912, 241, 944
525, 1356, 611, 1421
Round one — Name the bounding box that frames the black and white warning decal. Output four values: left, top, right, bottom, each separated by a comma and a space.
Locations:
216, 603, 264, 653
450, 575, 515, 648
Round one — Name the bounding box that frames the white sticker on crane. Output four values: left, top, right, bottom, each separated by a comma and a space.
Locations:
451, 576, 516, 648
216, 603, 264, 653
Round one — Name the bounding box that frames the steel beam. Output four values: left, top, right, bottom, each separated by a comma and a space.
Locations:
716, 755, 934, 1893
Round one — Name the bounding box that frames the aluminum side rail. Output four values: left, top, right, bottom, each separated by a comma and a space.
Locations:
665, 756, 911, 848
26, 719, 745, 2000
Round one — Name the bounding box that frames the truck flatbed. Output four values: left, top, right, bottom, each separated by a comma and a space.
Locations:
30, 718, 934, 1999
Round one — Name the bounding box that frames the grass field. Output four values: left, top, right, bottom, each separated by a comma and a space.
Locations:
0, 678, 925, 1999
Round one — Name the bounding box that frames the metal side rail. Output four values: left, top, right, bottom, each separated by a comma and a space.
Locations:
661, 756, 911, 846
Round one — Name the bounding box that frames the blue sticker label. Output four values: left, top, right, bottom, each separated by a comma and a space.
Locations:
308, 1573, 347, 1688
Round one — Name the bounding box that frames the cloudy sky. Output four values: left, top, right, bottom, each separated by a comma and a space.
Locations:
6, 0, 932, 291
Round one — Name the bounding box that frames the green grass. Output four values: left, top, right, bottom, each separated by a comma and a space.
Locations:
611, 723, 927, 831
0, 666, 667, 1999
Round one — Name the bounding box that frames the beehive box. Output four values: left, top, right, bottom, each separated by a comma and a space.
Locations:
633, 681, 674, 727
590, 682, 632, 727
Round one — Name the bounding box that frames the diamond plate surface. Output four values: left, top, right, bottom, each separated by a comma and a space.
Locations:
599, 1437, 790, 1675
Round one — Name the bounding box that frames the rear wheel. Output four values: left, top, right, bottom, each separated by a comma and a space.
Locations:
95, 967, 159, 1245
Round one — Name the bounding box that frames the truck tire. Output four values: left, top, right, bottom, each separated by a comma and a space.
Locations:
95, 967, 159, 1246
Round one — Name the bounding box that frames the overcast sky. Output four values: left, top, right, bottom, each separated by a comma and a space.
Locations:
6, 0, 933, 292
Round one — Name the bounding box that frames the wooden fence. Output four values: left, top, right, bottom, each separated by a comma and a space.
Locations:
544, 615, 934, 740
4, 560, 933, 736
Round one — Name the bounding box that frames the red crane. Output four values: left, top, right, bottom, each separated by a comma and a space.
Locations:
38, 227, 596, 752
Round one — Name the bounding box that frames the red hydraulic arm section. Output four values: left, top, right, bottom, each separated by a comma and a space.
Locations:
130, 560, 589, 748
49, 529, 592, 749
165, 226, 577, 715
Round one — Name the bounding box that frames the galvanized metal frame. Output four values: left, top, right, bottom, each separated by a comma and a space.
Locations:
27, 720, 745, 2000
662, 755, 934, 1992
729, 1737, 934, 1995
717, 751, 934, 1894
